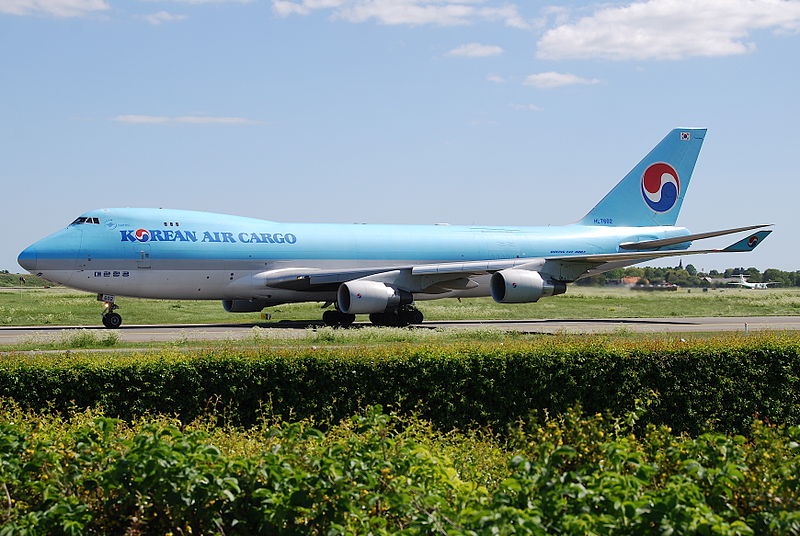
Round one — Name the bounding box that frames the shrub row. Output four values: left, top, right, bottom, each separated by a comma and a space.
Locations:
1, 336, 799, 434
2, 405, 800, 535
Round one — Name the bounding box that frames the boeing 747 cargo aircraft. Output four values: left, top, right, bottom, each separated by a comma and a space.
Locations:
18, 128, 771, 328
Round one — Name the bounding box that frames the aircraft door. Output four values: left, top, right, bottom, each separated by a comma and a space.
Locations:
135, 244, 151, 269
70, 228, 89, 270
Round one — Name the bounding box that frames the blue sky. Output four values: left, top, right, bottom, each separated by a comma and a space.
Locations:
1, 0, 798, 272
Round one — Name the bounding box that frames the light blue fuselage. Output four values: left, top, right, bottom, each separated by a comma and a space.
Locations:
18, 207, 690, 302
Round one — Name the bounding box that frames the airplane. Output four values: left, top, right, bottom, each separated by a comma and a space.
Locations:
17, 128, 773, 329
703, 274, 780, 289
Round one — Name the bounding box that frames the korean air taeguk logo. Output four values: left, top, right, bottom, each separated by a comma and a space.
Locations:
641, 162, 680, 213
134, 229, 151, 242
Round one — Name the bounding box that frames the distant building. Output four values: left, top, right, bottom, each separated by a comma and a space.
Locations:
606, 276, 642, 286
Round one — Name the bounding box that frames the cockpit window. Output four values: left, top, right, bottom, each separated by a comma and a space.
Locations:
70, 217, 101, 225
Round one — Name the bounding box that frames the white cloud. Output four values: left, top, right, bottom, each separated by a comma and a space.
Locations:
272, 0, 529, 28
486, 73, 506, 83
523, 72, 601, 89
273, 0, 343, 15
112, 115, 263, 125
537, 0, 800, 61
142, 10, 188, 24
446, 42, 503, 57
0, 0, 109, 17
478, 4, 528, 29
165, 0, 253, 3
510, 103, 543, 111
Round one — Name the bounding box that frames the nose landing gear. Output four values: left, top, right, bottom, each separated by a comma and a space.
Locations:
98, 294, 123, 329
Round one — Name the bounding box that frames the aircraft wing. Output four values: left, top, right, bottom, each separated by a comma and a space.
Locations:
412, 230, 773, 281
259, 230, 772, 292
560, 230, 773, 279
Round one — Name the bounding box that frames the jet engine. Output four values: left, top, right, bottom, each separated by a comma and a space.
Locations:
337, 281, 413, 314
222, 299, 271, 313
490, 269, 566, 303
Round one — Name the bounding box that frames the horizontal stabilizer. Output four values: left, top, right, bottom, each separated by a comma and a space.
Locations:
619, 224, 772, 250
722, 230, 772, 252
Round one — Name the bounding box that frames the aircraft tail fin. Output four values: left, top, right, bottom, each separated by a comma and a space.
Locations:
579, 128, 706, 227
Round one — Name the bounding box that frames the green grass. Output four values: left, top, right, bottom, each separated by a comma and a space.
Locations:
1, 285, 799, 327
4, 324, 783, 353
11, 328, 121, 350
0, 272, 54, 287
6, 325, 535, 352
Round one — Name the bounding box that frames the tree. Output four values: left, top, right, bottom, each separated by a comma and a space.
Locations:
685, 264, 697, 276
745, 267, 762, 282
763, 268, 792, 286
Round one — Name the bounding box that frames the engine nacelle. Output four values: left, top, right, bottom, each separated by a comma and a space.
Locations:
490, 269, 566, 303
337, 281, 412, 314
222, 299, 271, 313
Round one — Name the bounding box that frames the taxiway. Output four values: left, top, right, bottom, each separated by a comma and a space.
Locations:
0, 316, 797, 346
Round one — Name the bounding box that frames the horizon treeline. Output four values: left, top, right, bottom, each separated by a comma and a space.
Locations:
577, 265, 800, 287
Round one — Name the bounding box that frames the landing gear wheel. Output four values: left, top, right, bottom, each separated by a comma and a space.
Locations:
369, 312, 403, 327
402, 308, 424, 325
102, 312, 122, 329
322, 310, 337, 326
369, 312, 387, 326
323, 310, 356, 327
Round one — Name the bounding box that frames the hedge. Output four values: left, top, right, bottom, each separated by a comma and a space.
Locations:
1, 336, 799, 434
3, 405, 800, 535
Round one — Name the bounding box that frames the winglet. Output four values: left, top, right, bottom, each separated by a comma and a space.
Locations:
722, 230, 772, 252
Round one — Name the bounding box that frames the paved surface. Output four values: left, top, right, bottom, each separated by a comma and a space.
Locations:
0, 316, 798, 346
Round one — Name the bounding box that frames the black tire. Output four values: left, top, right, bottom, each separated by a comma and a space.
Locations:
370, 312, 397, 326
322, 310, 340, 327
103, 312, 122, 329
339, 313, 356, 327
409, 309, 424, 325
395, 312, 411, 327
372, 312, 403, 327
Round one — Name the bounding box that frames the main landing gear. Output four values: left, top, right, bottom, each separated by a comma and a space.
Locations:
369, 306, 424, 327
321, 305, 424, 328
99, 294, 123, 329
322, 309, 356, 327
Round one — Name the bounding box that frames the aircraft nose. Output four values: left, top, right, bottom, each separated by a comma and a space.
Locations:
17, 243, 39, 272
